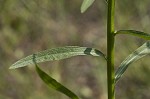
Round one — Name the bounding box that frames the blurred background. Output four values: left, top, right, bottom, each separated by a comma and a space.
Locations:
0, 0, 150, 99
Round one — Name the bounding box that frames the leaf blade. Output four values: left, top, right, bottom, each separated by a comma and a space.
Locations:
115, 41, 150, 83
115, 30, 150, 40
35, 64, 79, 99
10, 46, 106, 69
81, 0, 95, 13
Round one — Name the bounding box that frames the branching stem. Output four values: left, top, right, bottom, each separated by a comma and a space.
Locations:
107, 0, 115, 99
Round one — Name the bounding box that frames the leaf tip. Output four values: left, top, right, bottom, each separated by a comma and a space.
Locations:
81, 10, 84, 13
9, 66, 15, 69
80, 0, 95, 14
9, 63, 24, 69
80, 7, 86, 13
9, 64, 18, 69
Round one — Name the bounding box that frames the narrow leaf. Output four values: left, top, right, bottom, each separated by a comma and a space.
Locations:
115, 30, 150, 40
81, 0, 95, 13
115, 41, 150, 83
10, 46, 106, 69
35, 64, 79, 99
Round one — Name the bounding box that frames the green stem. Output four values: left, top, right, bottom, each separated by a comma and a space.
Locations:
107, 0, 115, 99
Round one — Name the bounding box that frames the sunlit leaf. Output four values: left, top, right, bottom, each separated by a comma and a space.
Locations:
115, 30, 150, 40
115, 41, 150, 83
81, 0, 95, 13
10, 46, 106, 69
35, 64, 79, 99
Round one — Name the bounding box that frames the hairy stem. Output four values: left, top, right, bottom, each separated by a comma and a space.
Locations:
107, 0, 115, 99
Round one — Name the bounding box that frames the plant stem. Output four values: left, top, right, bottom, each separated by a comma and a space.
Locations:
107, 0, 115, 99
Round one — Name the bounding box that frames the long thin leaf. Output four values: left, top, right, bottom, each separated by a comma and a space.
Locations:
35, 64, 79, 99
10, 46, 106, 69
115, 30, 150, 40
115, 41, 150, 83
81, 0, 95, 13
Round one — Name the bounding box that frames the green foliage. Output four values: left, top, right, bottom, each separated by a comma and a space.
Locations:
81, 0, 95, 13
10, 46, 106, 69
9, 0, 150, 99
115, 41, 150, 83
115, 30, 150, 40
35, 63, 79, 99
